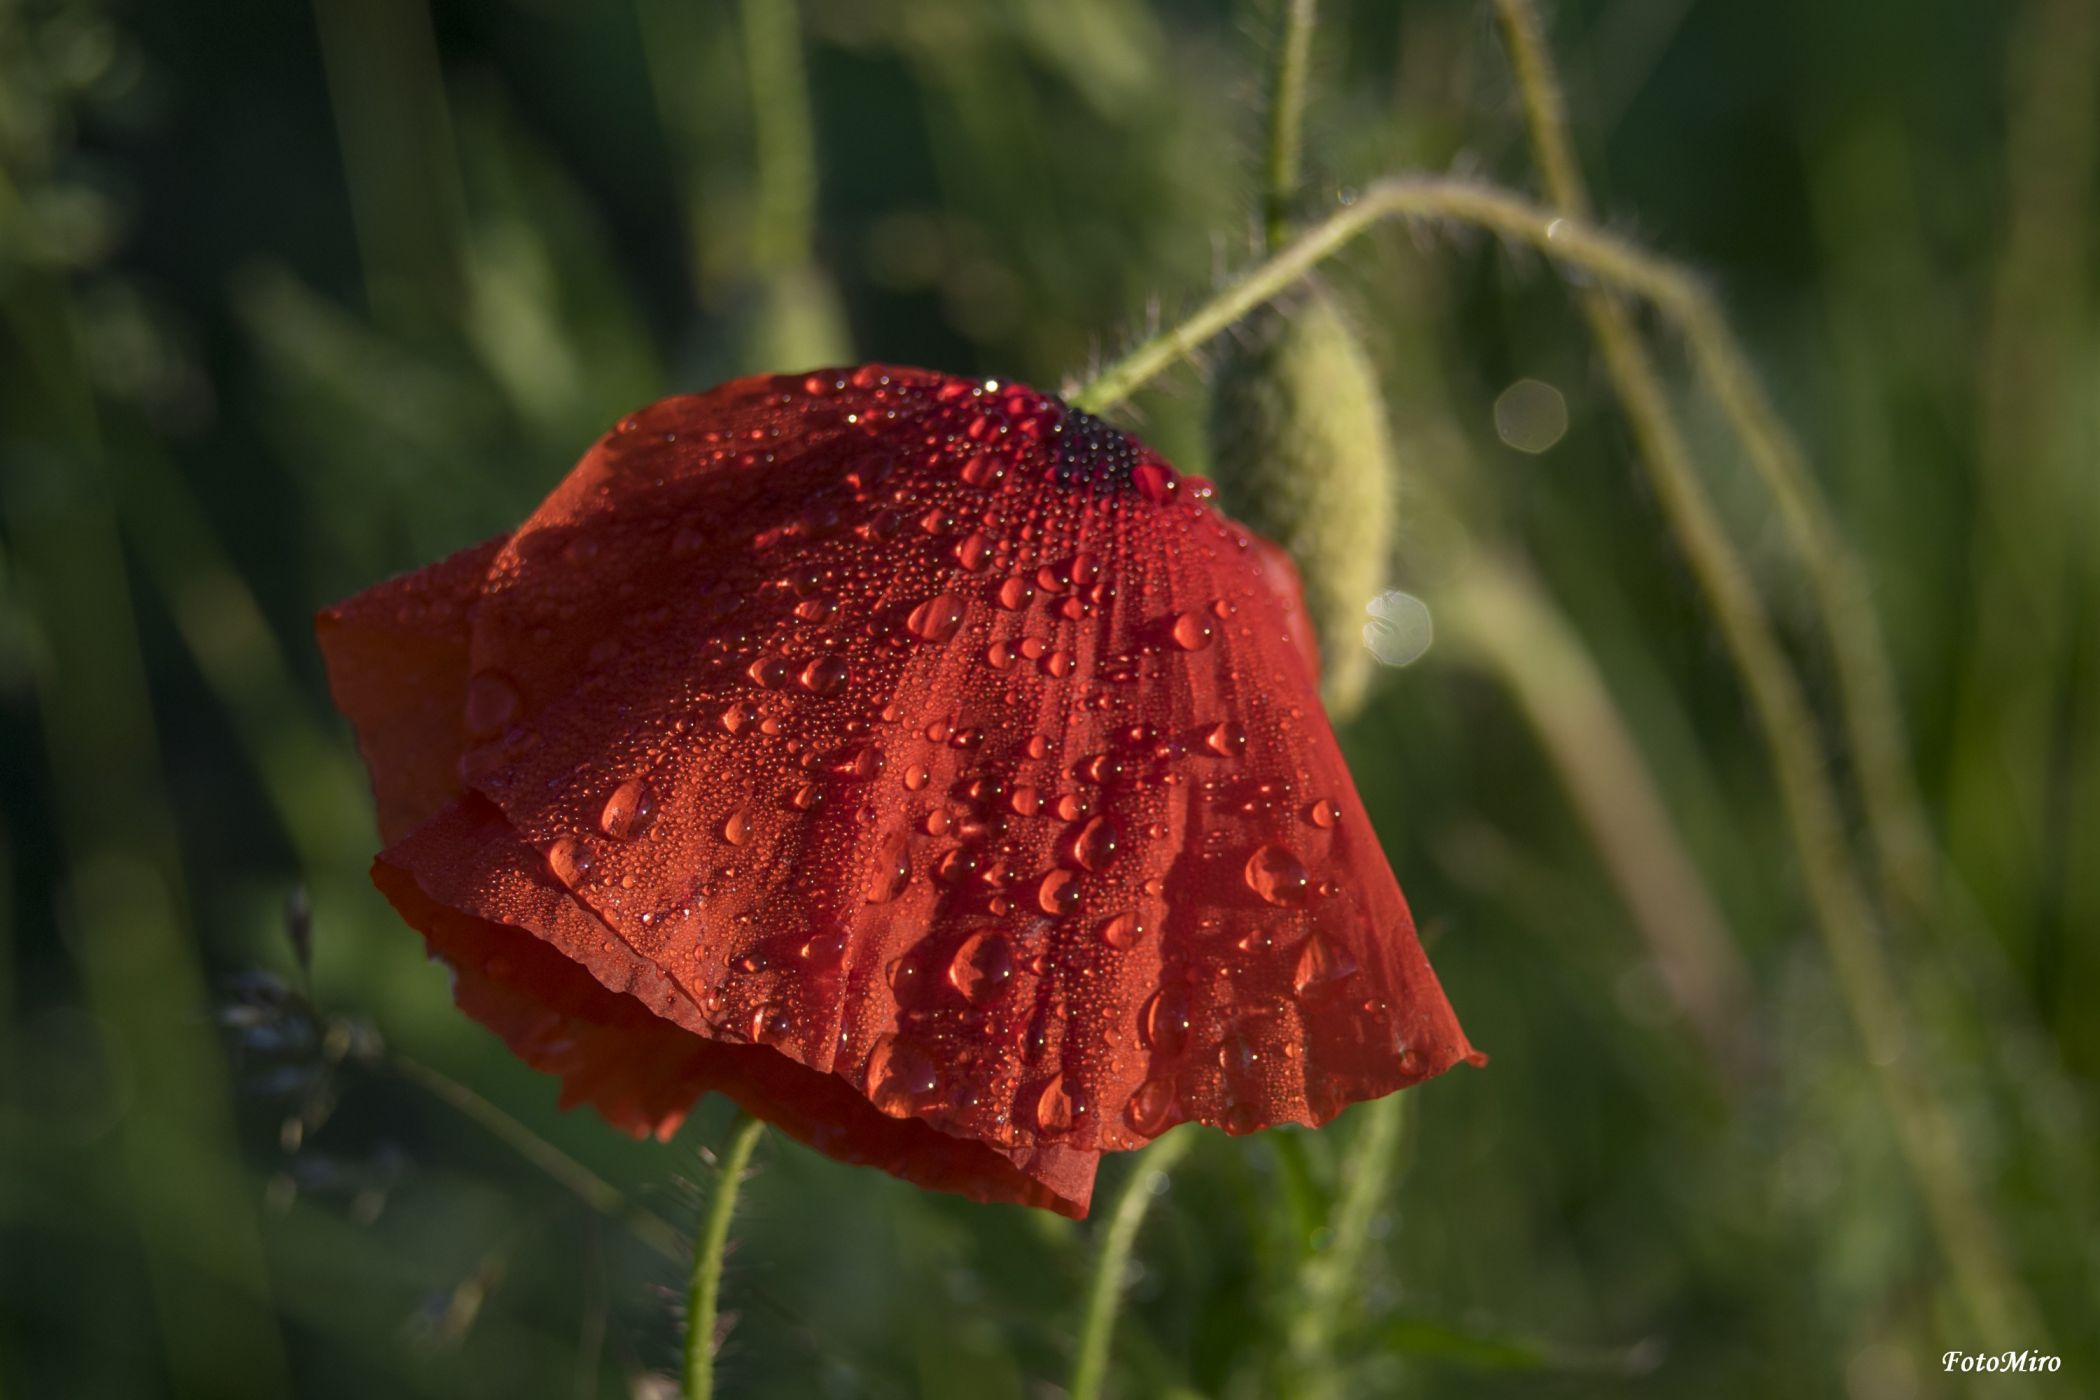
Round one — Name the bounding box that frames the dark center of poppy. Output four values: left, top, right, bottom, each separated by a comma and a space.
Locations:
1049, 406, 1143, 493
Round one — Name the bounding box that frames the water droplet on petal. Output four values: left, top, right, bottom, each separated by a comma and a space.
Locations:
907, 592, 966, 643
1306, 798, 1339, 829
599, 779, 657, 840
947, 929, 1015, 1005
721, 808, 752, 846
1170, 611, 1214, 651
1141, 984, 1191, 1055
1034, 1073, 1076, 1134
1066, 815, 1120, 872
867, 1035, 939, 1115
546, 837, 594, 889
1205, 721, 1248, 757
1036, 868, 1081, 917
1125, 1077, 1177, 1137
800, 927, 847, 966
996, 576, 1034, 611
463, 671, 522, 737
799, 655, 849, 695
866, 832, 911, 903
1244, 842, 1309, 906
1293, 933, 1360, 994
747, 655, 792, 689
1098, 910, 1144, 950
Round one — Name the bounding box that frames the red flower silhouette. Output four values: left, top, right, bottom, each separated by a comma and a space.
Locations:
319, 366, 1480, 1217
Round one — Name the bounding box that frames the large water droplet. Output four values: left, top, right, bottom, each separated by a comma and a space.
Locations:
799, 655, 849, 695
1243, 843, 1309, 906
996, 576, 1034, 611
1124, 1078, 1177, 1137
866, 832, 911, 903
947, 929, 1015, 1005
907, 592, 966, 643
463, 671, 522, 738
1066, 815, 1120, 872
1034, 1073, 1076, 1134
1036, 868, 1081, 917
1140, 984, 1191, 1055
1170, 611, 1215, 652
799, 927, 847, 966
599, 779, 657, 840
1098, 910, 1144, 950
721, 808, 752, 846
867, 1035, 939, 1116
1306, 798, 1339, 829
546, 836, 594, 889
1204, 721, 1248, 758
1292, 933, 1360, 994
747, 655, 792, 689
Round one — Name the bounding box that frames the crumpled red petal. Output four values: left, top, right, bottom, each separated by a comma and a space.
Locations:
320, 365, 1480, 1218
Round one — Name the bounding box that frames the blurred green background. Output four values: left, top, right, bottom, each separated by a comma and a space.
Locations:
3, 0, 2096, 1395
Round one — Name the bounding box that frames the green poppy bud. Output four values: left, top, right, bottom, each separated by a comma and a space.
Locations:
1206, 288, 1397, 720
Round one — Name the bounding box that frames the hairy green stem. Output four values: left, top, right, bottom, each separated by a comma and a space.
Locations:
1263, 0, 1320, 252
682, 1113, 766, 1400
1287, 1097, 1402, 1397
1070, 1129, 1195, 1400
1487, 0, 2037, 1342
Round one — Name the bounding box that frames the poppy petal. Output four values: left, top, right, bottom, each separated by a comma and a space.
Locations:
360, 365, 1480, 1212
317, 535, 509, 844
375, 792, 1099, 1213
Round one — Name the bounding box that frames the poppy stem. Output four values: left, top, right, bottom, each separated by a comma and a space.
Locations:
1486, 0, 2043, 1346
1068, 175, 1699, 416
1262, 0, 1319, 254
682, 1112, 767, 1400
1069, 1128, 1196, 1400
1287, 1097, 1403, 1397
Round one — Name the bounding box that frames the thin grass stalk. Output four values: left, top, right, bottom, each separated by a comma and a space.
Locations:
1263, 0, 1319, 253
391, 1052, 687, 1264
1, 281, 289, 1395
1441, 554, 1754, 1076
682, 1113, 767, 1400
1486, 0, 2038, 1342
739, 0, 820, 273
1070, 1129, 1196, 1400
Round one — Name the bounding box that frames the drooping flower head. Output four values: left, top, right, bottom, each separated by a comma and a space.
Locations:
319, 366, 1480, 1217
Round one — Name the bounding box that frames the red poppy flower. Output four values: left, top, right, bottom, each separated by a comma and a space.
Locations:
318, 365, 1480, 1218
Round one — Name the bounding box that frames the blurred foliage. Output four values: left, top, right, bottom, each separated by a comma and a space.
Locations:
2, 0, 2097, 1396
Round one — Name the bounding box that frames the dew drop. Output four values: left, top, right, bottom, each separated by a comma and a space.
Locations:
1140, 984, 1192, 1055
1124, 1078, 1177, 1138
721, 808, 752, 846
1009, 784, 1042, 816
1170, 611, 1215, 652
1243, 842, 1309, 906
793, 594, 837, 623
720, 702, 755, 734
1034, 1073, 1076, 1134
463, 671, 522, 737
598, 779, 657, 840
947, 929, 1015, 1005
1036, 868, 1081, 917
867, 1035, 939, 1115
1293, 933, 1360, 994
865, 832, 911, 903
790, 781, 824, 811
546, 837, 594, 889
1066, 815, 1120, 872
1098, 910, 1144, 950
800, 927, 847, 966
907, 592, 966, 644
955, 532, 992, 572
1205, 721, 1248, 758
1307, 798, 1339, 829
799, 655, 849, 695
903, 763, 930, 791
747, 655, 792, 689
996, 576, 1034, 611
